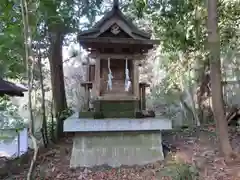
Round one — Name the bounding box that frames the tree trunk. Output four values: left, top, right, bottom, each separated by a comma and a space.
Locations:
20, 0, 38, 179
197, 71, 211, 123
37, 46, 48, 146
49, 32, 67, 139
207, 0, 233, 157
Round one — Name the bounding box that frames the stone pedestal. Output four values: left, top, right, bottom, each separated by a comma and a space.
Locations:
64, 113, 172, 168
70, 131, 163, 168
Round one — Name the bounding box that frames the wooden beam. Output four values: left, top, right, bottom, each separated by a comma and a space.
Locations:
81, 82, 93, 88
139, 82, 150, 87
79, 37, 160, 45
89, 53, 145, 60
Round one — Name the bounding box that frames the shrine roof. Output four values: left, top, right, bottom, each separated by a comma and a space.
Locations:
0, 78, 27, 97
78, 2, 151, 41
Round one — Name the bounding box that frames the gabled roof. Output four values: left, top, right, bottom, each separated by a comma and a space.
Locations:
0, 78, 27, 97
78, 4, 151, 40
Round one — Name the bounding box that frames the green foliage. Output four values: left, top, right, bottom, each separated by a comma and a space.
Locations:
128, 0, 240, 125
0, 2, 25, 78
131, 0, 239, 78
132, 0, 148, 18
58, 108, 74, 120
0, 0, 105, 140
38, 0, 104, 34
46, 116, 57, 140
0, 0, 105, 78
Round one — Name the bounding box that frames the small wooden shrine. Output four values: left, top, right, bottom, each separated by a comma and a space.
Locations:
78, 0, 159, 118
64, 1, 172, 168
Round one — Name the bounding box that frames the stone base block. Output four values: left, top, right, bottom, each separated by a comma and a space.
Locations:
70, 131, 164, 168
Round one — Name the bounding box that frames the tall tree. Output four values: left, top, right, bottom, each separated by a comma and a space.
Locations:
38, 0, 103, 138
36, 43, 48, 146
207, 0, 234, 158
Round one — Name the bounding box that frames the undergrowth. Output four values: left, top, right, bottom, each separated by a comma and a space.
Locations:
159, 162, 199, 180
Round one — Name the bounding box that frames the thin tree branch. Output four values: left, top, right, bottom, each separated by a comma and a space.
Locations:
20, 0, 38, 179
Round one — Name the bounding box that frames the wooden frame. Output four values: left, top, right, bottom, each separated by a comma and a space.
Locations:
89, 53, 145, 60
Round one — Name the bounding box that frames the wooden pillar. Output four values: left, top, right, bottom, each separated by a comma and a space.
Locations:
142, 86, 146, 110
86, 57, 90, 81
82, 84, 91, 111
94, 56, 101, 97
133, 60, 139, 99
82, 85, 87, 110
86, 84, 90, 110
89, 65, 95, 81
139, 85, 142, 110
133, 60, 140, 112
85, 58, 90, 110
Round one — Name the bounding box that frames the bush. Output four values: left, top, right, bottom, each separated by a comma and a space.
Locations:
59, 108, 74, 120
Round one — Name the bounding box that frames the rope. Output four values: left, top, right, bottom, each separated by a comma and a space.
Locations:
125, 58, 131, 91
107, 58, 113, 90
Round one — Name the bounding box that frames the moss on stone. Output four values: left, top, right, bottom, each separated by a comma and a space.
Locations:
99, 100, 139, 118
135, 111, 145, 118
93, 112, 105, 119
80, 100, 151, 119
100, 101, 137, 112
103, 111, 135, 118
78, 111, 94, 118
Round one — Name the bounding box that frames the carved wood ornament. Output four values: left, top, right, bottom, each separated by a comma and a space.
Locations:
111, 24, 120, 35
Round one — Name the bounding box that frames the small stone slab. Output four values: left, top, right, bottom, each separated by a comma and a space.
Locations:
64, 113, 172, 132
